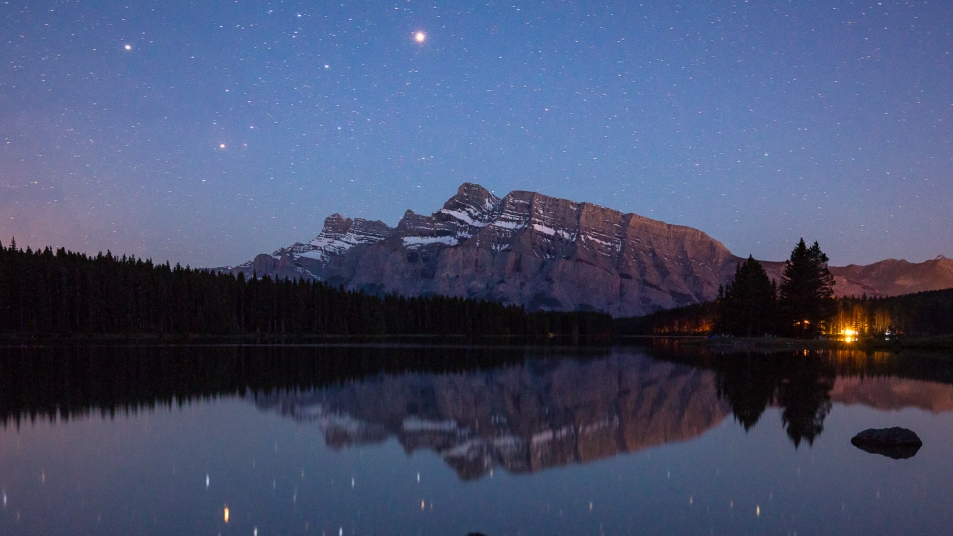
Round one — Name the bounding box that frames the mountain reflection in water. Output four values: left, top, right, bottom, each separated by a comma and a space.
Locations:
250, 346, 953, 476
253, 351, 731, 480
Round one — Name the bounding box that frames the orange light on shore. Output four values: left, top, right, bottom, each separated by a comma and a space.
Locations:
842, 328, 858, 343
224, 506, 230, 523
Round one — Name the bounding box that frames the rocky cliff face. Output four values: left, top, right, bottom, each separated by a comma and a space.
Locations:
252, 350, 731, 480
220, 183, 953, 316
223, 183, 741, 316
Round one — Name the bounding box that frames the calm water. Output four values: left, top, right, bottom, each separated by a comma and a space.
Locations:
1, 343, 952, 535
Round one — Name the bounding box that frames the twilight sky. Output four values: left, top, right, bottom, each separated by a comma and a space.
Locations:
2, 0, 951, 268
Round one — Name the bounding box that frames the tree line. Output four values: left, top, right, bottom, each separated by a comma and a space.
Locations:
0, 239, 612, 339
4, 238, 946, 340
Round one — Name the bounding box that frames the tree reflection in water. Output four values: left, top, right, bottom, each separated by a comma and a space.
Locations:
712, 350, 836, 447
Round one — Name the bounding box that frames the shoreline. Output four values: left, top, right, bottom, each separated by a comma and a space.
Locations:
1, 332, 951, 351
697, 335, 953, 352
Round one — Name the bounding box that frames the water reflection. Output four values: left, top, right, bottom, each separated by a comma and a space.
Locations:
4, 343, 953, 534
2, 343, 953, 463
658, 345, 953, 448
253, 351, 730, 479
710, 351, 836, 447
0, 344, 531, 427
246, 346, 953, 474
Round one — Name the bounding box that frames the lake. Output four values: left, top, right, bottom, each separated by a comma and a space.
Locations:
1, 342, 952, 535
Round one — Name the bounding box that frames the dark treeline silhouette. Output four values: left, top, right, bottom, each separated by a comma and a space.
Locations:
0, 344, 553, 427
0, 240, 612, 340
616, 288, 953, 338
830, 290, 953, 338
613, 302, 718, 335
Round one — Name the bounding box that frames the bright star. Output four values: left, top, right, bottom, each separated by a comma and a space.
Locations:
124, 44, 132, 51
414, 31, 426, 43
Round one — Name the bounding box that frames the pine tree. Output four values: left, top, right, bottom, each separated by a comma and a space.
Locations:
778, 239, 836, 338
716, 255, 777, 336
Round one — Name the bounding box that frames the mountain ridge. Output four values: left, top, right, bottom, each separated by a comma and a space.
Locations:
219, 183, 953, 317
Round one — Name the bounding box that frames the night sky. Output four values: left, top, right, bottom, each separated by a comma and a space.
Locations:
2, 0, 951, 268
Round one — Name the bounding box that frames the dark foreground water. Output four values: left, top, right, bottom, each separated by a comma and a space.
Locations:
1, 343, 952, 535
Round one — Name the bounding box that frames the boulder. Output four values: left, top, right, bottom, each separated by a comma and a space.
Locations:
851, 427, 922, 459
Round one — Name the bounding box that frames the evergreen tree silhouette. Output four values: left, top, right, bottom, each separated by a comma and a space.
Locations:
716, 255, 777, 336
779, 239, 836, 338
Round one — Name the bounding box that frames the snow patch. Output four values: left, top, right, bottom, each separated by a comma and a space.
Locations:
402, 235, 459, 248
532, 223, 556, 236
491, 219, 526, 230
297, 250, 327, 261
439, 209, 487, 227
583, 234, 616, 248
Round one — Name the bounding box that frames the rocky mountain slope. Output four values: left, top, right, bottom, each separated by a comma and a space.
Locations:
220, 183, 953, 317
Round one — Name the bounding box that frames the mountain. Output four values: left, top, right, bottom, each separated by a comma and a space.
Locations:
252, 350, 731, 480
222, 183, 741, 316
219, 183, 953, 317
829, 256, 953, 297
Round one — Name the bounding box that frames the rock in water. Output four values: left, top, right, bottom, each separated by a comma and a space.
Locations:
851, 427, 922, 459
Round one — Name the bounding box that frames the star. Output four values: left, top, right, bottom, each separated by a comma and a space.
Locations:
124, 44, 132, 51
414, 31, 426, 44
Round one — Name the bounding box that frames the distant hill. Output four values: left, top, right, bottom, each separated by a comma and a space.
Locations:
220, 183, 953, 317
760, 256, 953, 298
